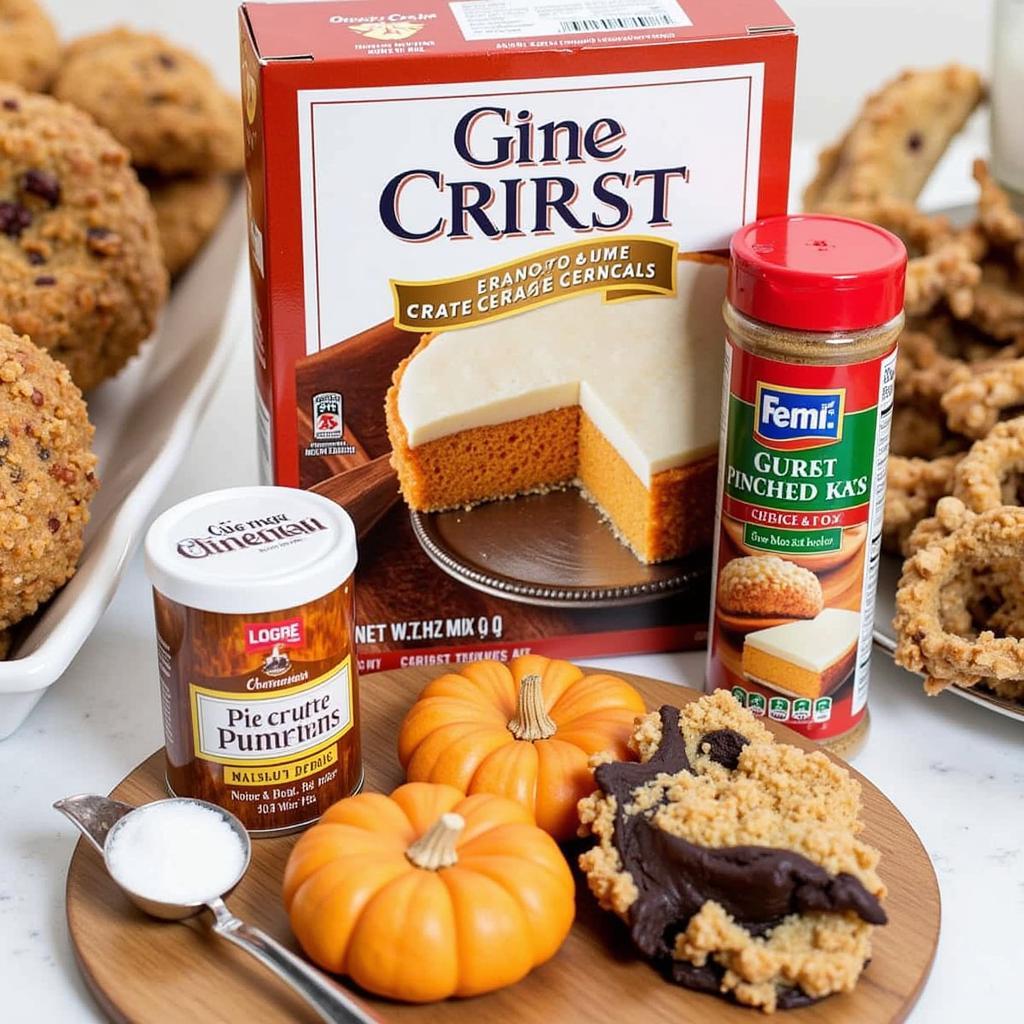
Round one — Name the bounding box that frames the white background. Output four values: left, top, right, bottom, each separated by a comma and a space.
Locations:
2, 2, 1019, 1023
40, 0, 995, 145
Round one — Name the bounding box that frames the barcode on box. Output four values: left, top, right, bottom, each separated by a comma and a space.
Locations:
450, 0, 691, 42
557, 14, 676, 32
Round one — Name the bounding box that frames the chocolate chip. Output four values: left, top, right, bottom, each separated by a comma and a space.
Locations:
0, 201, 32, 238
26, 251, 45, 266
33, 275, 56, 287
48, 517, 60, 534
0, 435, 8, 449
907, 131, 924, 152
157, 52, 177, 69
698, 728, 750, 770
86, 226, 110, 239
8, 466, 21, 483
36, 445, 50, 461
2, 98, 19, 111
30, 389, 43, 407
21, 169, 61, 207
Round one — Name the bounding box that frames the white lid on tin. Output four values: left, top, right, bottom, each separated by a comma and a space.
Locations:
144, 486, 357, 614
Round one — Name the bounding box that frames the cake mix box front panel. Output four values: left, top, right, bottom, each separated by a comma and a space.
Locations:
240, 0, 796, 672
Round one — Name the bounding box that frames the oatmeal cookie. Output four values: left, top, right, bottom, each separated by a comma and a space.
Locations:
903, 239, 981, 319
0, 323, 98, 630
144, 173, 231, 277
53, 29, 242, 175
803, 65, 984, 210
0, 0, 60, 92
578, 693, 886, 1013
895, 503, 1024, 692
894, 329, 970, 407
973, 159, 1024, 257
942, 358, 1024, 439
953, 416, 1024, 512
883, 453, 963, 556
967, 280, 1024, 341
717, 556, 822, 619
0, 85, 167, 391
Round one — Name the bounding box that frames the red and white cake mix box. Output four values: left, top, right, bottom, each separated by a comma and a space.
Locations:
239, 0, 797, 673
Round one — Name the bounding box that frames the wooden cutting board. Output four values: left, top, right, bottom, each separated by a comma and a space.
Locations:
65, 667, 939, 1023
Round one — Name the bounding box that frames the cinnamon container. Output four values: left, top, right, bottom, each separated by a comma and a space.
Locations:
144, 486, 361, 835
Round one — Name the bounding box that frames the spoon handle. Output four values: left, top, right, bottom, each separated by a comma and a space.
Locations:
207, 898, 382, 1024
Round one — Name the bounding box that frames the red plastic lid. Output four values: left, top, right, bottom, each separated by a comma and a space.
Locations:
728, 215, 907, 332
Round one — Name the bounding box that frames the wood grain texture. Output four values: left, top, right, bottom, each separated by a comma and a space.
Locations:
66, 667, 939, 1024
311, 453, 400, 541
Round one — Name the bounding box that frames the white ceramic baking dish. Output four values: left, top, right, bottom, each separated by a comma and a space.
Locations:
0, 191, 248, 739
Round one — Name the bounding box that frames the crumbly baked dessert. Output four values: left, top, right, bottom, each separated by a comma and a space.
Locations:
53, 28, 242, 176
803, 65, 984, 209
144, 174, 231, 277
578, 692, 886, 1012
0, 323, 99, 630
0, 85, 168, 391
717, 556, 823, 619
386, 254, 727, 564
0, 0, 60, 91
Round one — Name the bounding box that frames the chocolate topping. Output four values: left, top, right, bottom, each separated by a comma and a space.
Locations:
699, 727, 749, 769
590, 705, 886, 1009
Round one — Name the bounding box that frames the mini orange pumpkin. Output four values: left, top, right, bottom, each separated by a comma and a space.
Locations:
397, 655, 646, 840
283, 781, 574, 1002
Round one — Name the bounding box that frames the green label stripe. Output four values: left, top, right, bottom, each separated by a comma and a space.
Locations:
742, 523, 842, 554
725, 397, 878, 513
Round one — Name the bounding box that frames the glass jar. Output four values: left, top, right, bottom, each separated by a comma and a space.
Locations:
706, 215, 906, 755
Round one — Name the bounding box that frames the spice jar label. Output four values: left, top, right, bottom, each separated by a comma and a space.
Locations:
190, 657, 354, 771
707, 340, 897, 741
157, 591, 362, 833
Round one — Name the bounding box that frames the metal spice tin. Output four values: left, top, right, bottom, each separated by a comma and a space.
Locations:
144, 486, 361, 835
707, 215, 907, 749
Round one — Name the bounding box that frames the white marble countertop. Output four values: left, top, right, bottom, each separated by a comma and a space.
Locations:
1, 2, 1021, 1017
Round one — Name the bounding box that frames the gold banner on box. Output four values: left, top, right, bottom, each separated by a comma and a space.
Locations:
389, 235, 679, 333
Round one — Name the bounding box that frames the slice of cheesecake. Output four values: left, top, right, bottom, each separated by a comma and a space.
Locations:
742, 608, 860, 699
384, 253, 727, 564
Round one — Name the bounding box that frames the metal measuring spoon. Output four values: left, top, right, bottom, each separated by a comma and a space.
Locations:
55, 794, 381, 1024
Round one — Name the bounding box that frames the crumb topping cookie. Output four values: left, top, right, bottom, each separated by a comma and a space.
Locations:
53, 29, 243, 176
144, 173, 231, 277
0, 85, 168, 391
0, 0, 60, 92
578, 692, 886, 1013
0, 323, 99, 630
803, 65, 983, 209
716, 556, 823, 619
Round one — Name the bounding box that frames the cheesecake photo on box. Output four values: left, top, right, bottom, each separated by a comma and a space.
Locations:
385, 252, 728, 567
711, 544, 867, 722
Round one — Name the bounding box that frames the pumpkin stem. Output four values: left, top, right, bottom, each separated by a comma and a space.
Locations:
508, 673, 557, 741
406, 812, 464, 870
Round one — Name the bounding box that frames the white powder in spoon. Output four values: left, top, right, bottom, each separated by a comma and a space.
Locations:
107, 801, 247, 905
